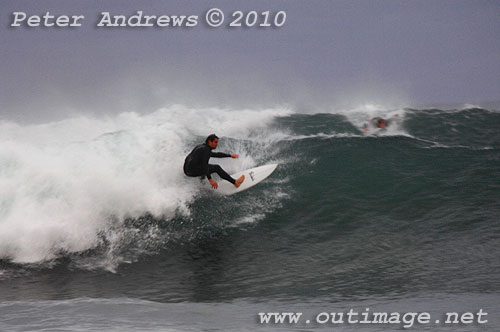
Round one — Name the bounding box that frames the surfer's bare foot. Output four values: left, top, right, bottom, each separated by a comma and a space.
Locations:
234, 175, 245, 188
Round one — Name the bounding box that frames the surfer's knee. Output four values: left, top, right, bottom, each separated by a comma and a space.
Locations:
210, 164, 225, 176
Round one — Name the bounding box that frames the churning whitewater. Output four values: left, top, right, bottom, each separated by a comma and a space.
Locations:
0, 105, 291, 264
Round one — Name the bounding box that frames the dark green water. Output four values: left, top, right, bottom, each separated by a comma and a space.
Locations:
1, 108, 499, 331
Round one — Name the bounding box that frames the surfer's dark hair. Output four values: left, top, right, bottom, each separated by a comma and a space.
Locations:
206, 134, 218, 144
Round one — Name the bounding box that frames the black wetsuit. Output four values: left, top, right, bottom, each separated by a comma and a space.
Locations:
183, 143, 235, 184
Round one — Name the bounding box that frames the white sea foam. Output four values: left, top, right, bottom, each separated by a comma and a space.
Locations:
0, 105, 291, 263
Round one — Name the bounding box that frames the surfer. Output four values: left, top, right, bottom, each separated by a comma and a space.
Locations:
362, 117, 389, 132
183, 134, 245, 189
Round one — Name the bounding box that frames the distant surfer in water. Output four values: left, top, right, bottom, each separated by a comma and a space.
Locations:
362, 117, 390, 132
184, 134, 245, 189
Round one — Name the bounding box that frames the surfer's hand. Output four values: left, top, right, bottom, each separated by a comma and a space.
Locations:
231, 154, 239, 158
209, 179, 218, 189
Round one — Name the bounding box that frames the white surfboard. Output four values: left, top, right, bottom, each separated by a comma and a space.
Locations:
215, 164, 278, 195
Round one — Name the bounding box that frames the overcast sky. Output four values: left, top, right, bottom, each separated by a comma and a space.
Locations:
1, 0, 499, 122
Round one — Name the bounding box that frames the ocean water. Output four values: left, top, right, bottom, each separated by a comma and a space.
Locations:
0, 105, 499, 331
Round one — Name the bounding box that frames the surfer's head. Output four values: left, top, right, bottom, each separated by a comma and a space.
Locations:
377, 119, 387, 128
206, 134, 219, 149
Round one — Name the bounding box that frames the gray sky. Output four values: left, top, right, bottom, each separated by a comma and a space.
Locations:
1, 0, 499, 122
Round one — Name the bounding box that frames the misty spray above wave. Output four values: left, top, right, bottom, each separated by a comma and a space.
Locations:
0, 105, 290, 264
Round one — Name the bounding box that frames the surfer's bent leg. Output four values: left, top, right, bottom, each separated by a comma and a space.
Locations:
208, 164, 236, 184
